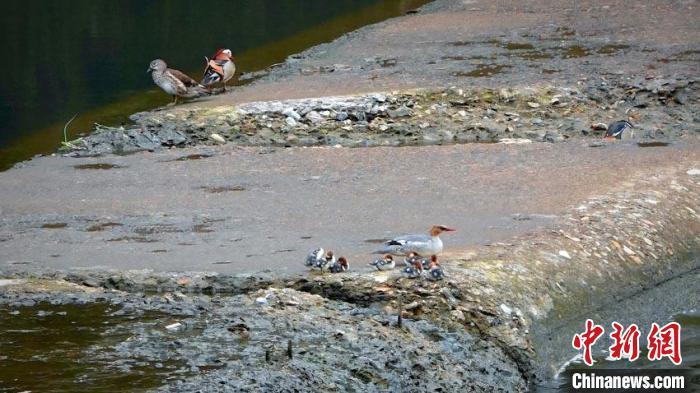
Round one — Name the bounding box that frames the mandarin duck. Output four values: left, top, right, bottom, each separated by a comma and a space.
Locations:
147, 59, 208, 105
202, 49, 236, 91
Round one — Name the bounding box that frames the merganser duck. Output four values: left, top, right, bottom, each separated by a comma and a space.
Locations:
201, 49, 236, 91
147, 59, 208, 105
424, 255, 439, 270
315, 250, 335, 270
375, 225, 456, 256
425, 256, 444, 281
329, 257, 349, 273
402, 260, 424, 279
369, 255, 395, 271
305, 248, 324, 267
604, 120, 634, 140
402, 252, 422, 267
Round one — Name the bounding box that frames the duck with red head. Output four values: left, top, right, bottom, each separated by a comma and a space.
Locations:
329, 257, 349, 273
402, 260, 424, 279
402, 251, 421, 267
201, 49, 236, 91
369, 254, 395, 271
314, 250, 335, 270
426, 256, 444, 281
374, 225, 456, 256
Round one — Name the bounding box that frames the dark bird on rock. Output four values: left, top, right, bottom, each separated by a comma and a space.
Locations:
604, 120, 634, 140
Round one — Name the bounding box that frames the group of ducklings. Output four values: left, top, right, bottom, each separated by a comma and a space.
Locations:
304, 249, 444, 281
304, 248, 349, 273
369, 252, 444, 281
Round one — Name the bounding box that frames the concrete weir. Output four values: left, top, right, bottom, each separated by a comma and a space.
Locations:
2, 164, 697, 390
1, 0, 699, 389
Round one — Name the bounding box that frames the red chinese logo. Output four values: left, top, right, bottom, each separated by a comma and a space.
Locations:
647, 322, 682, 365
572, 320, 682, 366
572, 319, 605, 366
608, 322, 640, 361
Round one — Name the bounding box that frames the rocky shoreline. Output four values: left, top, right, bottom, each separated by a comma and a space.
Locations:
57, 75, 697, 159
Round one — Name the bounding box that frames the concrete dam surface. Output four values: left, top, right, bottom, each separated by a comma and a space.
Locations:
0, 0, 698, 391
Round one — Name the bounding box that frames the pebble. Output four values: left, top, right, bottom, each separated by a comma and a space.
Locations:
165, 322, 183, 331
527, 102, 540, 108
591, 123, 608, 131
0, 279, 23, 287
558, 250, 572, 259
500, 304, 513, 315
387, 105, 412, 118
209, 133, 226, 144
498, 138, 531, 144
305, 111, 324, 124
285, 117, 297, 127
686, 169, 700, 176
282, 108, 301, 120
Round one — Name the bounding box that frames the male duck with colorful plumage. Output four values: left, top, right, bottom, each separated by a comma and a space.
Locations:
201, 49, 236, 91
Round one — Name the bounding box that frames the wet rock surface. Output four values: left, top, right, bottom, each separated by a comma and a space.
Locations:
60, 76, 698, 157
0, 283, 526, 392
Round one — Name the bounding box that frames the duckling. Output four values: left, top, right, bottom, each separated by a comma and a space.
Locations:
604, 120, 634, 140
402, 260, 424, 279
369, 254, 395, 271
426, 257, 444, 281
315, 250, 335, 270
423, 255, 438, 270
329, 257, 349, 273
305, 248, 324, 268
403, 252, 422, 267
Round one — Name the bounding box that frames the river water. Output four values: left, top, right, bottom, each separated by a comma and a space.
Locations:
0, 0, 428, 171
0, 302, 696, 392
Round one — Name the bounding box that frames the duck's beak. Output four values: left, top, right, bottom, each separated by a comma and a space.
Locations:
442, 227, 456, 232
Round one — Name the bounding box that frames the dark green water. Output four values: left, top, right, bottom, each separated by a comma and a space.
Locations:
1, 304, 697, 392
0, 0, 428, 170
0, 303, 173, 392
